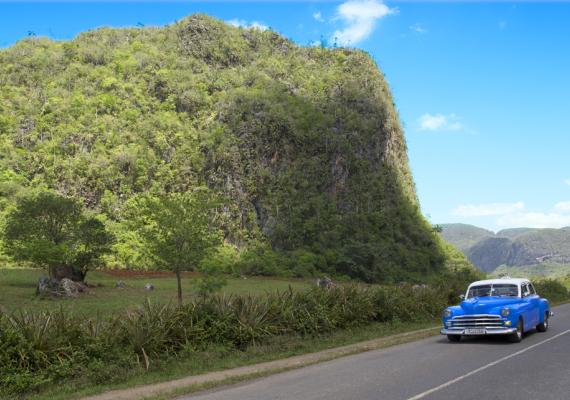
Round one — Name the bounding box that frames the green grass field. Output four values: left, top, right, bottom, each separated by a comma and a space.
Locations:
0, 269, 311, 315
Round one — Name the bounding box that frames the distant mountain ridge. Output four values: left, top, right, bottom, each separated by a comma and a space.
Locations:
440, 223, 570, 272
438, 223, 494, 252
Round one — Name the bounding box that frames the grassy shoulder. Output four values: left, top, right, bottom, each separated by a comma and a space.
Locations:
30, 319, 439, 400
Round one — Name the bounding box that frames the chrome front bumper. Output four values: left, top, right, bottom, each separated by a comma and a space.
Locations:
441, 327, 517, 336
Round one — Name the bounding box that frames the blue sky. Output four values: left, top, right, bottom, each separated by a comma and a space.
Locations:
1, 1, 569, 231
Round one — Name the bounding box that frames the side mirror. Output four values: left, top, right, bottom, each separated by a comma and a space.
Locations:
459, 294, 465, 300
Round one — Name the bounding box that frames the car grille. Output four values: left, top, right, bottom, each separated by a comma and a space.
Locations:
449, 314, 503, 328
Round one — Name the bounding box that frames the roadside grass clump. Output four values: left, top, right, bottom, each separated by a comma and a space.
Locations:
1, 284, 449, 398
0, 310, 137, 396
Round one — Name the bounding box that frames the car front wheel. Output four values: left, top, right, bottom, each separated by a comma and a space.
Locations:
537, 312, 549, 332
508, 319, 523, 343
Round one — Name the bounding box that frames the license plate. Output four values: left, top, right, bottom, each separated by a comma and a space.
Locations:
464, 328, 486, 335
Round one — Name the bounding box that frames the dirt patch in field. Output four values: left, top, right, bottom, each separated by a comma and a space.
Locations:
100, 270, 202, 279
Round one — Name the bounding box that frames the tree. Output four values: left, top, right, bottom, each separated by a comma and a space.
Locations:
432, 224, 443, 233
2, 190, 114, 281
133, 190, 221, 305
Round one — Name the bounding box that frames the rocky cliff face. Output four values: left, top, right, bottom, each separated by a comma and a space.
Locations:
465, 237, 513, 272
0, 15, 444, 281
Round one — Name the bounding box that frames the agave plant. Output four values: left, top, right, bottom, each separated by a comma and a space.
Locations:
0, 282, 468, 397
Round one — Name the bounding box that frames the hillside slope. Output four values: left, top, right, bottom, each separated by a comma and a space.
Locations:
440, 223, 494, 252
440, 223, 570, 273
496, 228, 538, 239
465, 236, 513, 272
0, 15, 448, 282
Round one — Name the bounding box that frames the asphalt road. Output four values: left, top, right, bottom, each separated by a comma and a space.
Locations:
180, 302, 570, 400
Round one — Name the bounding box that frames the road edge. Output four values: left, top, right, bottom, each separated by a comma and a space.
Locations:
81, 326, 440, 400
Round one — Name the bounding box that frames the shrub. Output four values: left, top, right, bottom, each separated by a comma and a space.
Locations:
0, 284, 452, 397
534, 279, 570, 303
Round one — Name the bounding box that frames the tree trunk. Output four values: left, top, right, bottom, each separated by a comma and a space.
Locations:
175, 269, 183, 306
52, 265, 85, 282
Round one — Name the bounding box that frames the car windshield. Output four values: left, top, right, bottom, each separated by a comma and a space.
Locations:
467, 284, 518, 298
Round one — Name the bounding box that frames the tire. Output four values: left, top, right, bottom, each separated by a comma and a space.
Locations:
447, 334, 461, 342
537, 312, 549, 332
508, 318, 524, 343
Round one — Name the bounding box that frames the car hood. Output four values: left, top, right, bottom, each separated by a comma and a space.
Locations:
460, 297, 521, 314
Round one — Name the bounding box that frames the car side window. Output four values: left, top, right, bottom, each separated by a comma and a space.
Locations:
521, 283, 530, 297
528, 283, 536, 295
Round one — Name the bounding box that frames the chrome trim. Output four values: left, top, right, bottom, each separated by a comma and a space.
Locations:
448, 314, 504, 329
452, 314, 502, 319
441, 327, 517, 336
443, 314, 515, 335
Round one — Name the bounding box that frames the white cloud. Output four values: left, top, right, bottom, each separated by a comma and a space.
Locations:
555, 201, 570, 212
418, 113, 463, 132
495, 200, 570, 228
227, 19, 246, 27
497, 212, 570, 229
452, 202, 524, 217
313, 11, 324, 22
564, 179, 570, 186
451, 200, 570, 229
410, 23, 427, 34
227, 19, 268, 31
331, 0, 395, 46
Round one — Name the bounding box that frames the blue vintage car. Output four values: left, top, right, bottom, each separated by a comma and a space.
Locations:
441, 278, 552, 342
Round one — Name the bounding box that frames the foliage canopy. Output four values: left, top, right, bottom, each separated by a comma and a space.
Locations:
2, 190, 113, 280
129, 190, 221, 302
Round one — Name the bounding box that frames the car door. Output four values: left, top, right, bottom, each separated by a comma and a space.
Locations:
521, 283, 539, 329
528, 283, 540, 326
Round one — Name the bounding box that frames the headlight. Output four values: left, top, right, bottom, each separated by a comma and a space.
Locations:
501, 308, 510, 317
443, 309, 452, 318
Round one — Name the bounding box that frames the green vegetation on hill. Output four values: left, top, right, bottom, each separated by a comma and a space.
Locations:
440, 223, 570, 275
466, 236, 512, 272
505, 229, 570, 266
439, 223, 494, 252
0, 14, 454, 283
491, 263, 570, 280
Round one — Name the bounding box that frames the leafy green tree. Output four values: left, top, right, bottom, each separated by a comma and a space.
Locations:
133, 190, 222, 305
432, 224, 443, 233
2, 191, 114, 281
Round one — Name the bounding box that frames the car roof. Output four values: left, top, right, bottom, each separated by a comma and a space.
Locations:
468, 278, 530, 287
